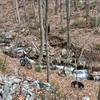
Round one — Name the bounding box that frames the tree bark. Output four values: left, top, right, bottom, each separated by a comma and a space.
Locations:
73, 0, 78, 11
23, 0, 28, 23
65, 0, 71, 49
38, 0, 45, 63
60, 0, 63, 25
32, 0, 37, 21
85, 0, 90, 26
54, 0, 58, 15
44, 0, 50, 82
15, 0, 21, 24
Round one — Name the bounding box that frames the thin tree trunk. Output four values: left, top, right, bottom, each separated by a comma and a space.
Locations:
61, 0, 71, 76
60, 0, 63, 25
23, 0, 31, 34
65, 0, 71, 49
85, 0, 90, 26
38, 0, 45, 63
33, 0, 37, 8
12, 0, 17, 23
15, 0, 20, 45
32, 0, 37, 22
54, 0, 58, 15
44, 0, 50, 82
15, 0, 21, 24
23, 0, 28, 23
98, 84, 100, 100
95, 0, 98, 28
73, 0, 78, 11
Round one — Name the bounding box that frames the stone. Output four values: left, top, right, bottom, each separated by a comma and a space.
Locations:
82, 96, 90, 100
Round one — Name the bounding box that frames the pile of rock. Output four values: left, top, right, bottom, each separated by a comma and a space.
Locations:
0, 73, 55, 100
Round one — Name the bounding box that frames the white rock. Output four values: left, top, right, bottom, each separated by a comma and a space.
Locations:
82, 96, 90, 100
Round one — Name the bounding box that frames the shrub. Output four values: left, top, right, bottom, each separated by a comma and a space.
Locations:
89, 17, 100, 27
35, 64, 43, 72
0, 58, 6, 71
53, 85, 64, 97
0, 59, 4, 67
51, 82, 64, 97
95, 44, 100, 50
59, 27, 66, 34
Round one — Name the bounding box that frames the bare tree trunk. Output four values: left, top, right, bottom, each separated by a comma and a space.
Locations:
85, 0, 90, 26
61, 0, 71, 76
23, 0, 28, 23
44, 0, 50, 82
23, 0, 31, 34
98, 85, 100, 100
32, 0, 37, 22
60, 0, 63, 25
65, 0, 71, 49
95, 0, 99, 28
73, 0, 78, 11
14, 0, 21, 45
33, 0, 37, 8
54, 0, 58, 15
38, 0, 45, 63
12, 0, 17, 23
15, 0, 21, 24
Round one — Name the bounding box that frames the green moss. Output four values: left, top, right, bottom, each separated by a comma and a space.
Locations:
35, 64, 43, 72
59, 27, 66, 33
95, 44, 100, 50
0, 59, 6, 71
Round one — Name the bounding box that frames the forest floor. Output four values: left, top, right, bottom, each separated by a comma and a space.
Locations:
0, 0, 100, 99
0, 51, 99, 100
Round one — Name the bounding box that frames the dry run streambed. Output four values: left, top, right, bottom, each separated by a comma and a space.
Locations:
0, 52, 99, 100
